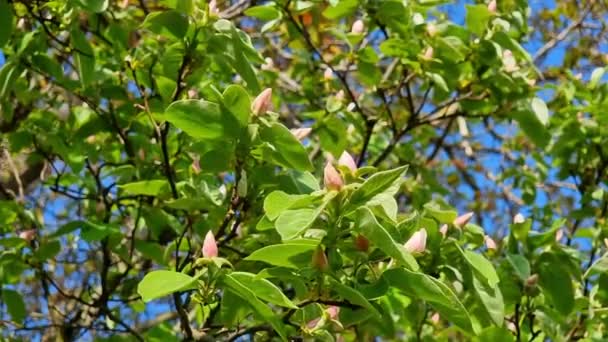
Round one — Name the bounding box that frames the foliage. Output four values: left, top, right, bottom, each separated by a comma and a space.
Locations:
0, 0, 607, 341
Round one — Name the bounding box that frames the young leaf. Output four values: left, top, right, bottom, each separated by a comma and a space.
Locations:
229, 272, 297, 309
245, 242, 318, 269
137, 270, 197, 302
222, 274, 288, 341
383, 268, 476, 335
348, 166, 407, 209
352, 207, 419, 271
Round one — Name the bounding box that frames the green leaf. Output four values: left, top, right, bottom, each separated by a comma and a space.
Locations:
229, 272, 297, 309
137, 270, 197, 302
531, 97, 549, 125
512, 106, 550, 148
222, 85, 251, 127
245, 242, 318, 269
78, 0, 109, 12
506, 253, 530, 281
71, 28, 95, 87
510, 218, 531, 243
465, 4, 492, 36
258, 122, 313, 171
348, 166, 407, 209
0, 0, 12, 48
585, 252, 608, 278
164, 100, 239, 141
331, 280, 381, 318
222, 274, 288, 341
275, 208, 320, 240
119, 180, 170, 196
472, 276, 504, 326
473, 327, 515, 342
538, 254, 574, 316
463, 250, 500, 287
322, 0, 358, 19
353, 207, 419, 271
0, 62, 22, 99
2, 289, 26, 324
264, 191, 312, 221
383, 268, 475, 334
81, 221, 121, 242
244, 5, 281, 20
142, 10, 189, 39
589, 67, 605, 89
34, 240, 61, 261
423, 202, 457, 223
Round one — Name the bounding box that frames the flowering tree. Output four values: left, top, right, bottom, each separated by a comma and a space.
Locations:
1, 0, 607, 341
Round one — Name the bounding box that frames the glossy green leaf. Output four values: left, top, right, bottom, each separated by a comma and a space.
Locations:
78, 0, 108, 12
322, 0, 358, 19
222, 85, 251, 127
353, 207, 419, 271
348, 166, 407, 209
164, 100, 239, 141
463, 250, 500, 287
222, 274, 288, 341
506, 253, 530, 281
244, 5, 281, 20
258, 122, 313, 171
275, 208, 320, 240
2, 289, 26, 324
245, 242, 318, 269
119, 180, 170, 196
0, 0, 12, 48
383, 268, 475, 334
142, 10, 189, 39
71, 28, 95, 87
229, 272, 297, 309
137, 270, 197, 302
465, 4, 492, 36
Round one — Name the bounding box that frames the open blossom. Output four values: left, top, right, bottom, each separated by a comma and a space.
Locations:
251, 88, 272, 116
202, 230, 218, 258
404, 229, 427, 254
324, 162, 343, 191
290, 127, 312, 141
351, 19, 364, 34
513, 213, 525, 224
19, 229, 36, 241
338, 151, 357, 172
484, 235, 497, 250
453, 212, 474, 228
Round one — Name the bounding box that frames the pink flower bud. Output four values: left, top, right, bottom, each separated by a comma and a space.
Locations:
487, 0, 497, 13
513, 213, 525, 224
202, 230, 218, 258
251, 88, 273, 116
484, 235, 497, 250
453, 212, 474, 228
404, 229, 427, 254
307, 317, 321, 329
326, 306, 340, 320
187, 89, 198, 99
290, 128, 312, 141
555, 229, 563, 242
506, 321, 516, 333
323, 68, 333, 80
431, 312, 440, 324
209, 0, 219, 15
324, 162, 343, 191
335, 89, 345, 101
351, 19, 365, 34
312, 247, 329, 271
192, 158, 201, 174
19, 229, 36, 241
338, 151, 357, 172
439, 224, 448, 237
422, 46, 434, 60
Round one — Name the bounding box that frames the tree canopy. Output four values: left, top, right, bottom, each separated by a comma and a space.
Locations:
1, 0, 607, 341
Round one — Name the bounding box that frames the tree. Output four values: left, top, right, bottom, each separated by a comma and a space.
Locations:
1, 0, 607, 340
